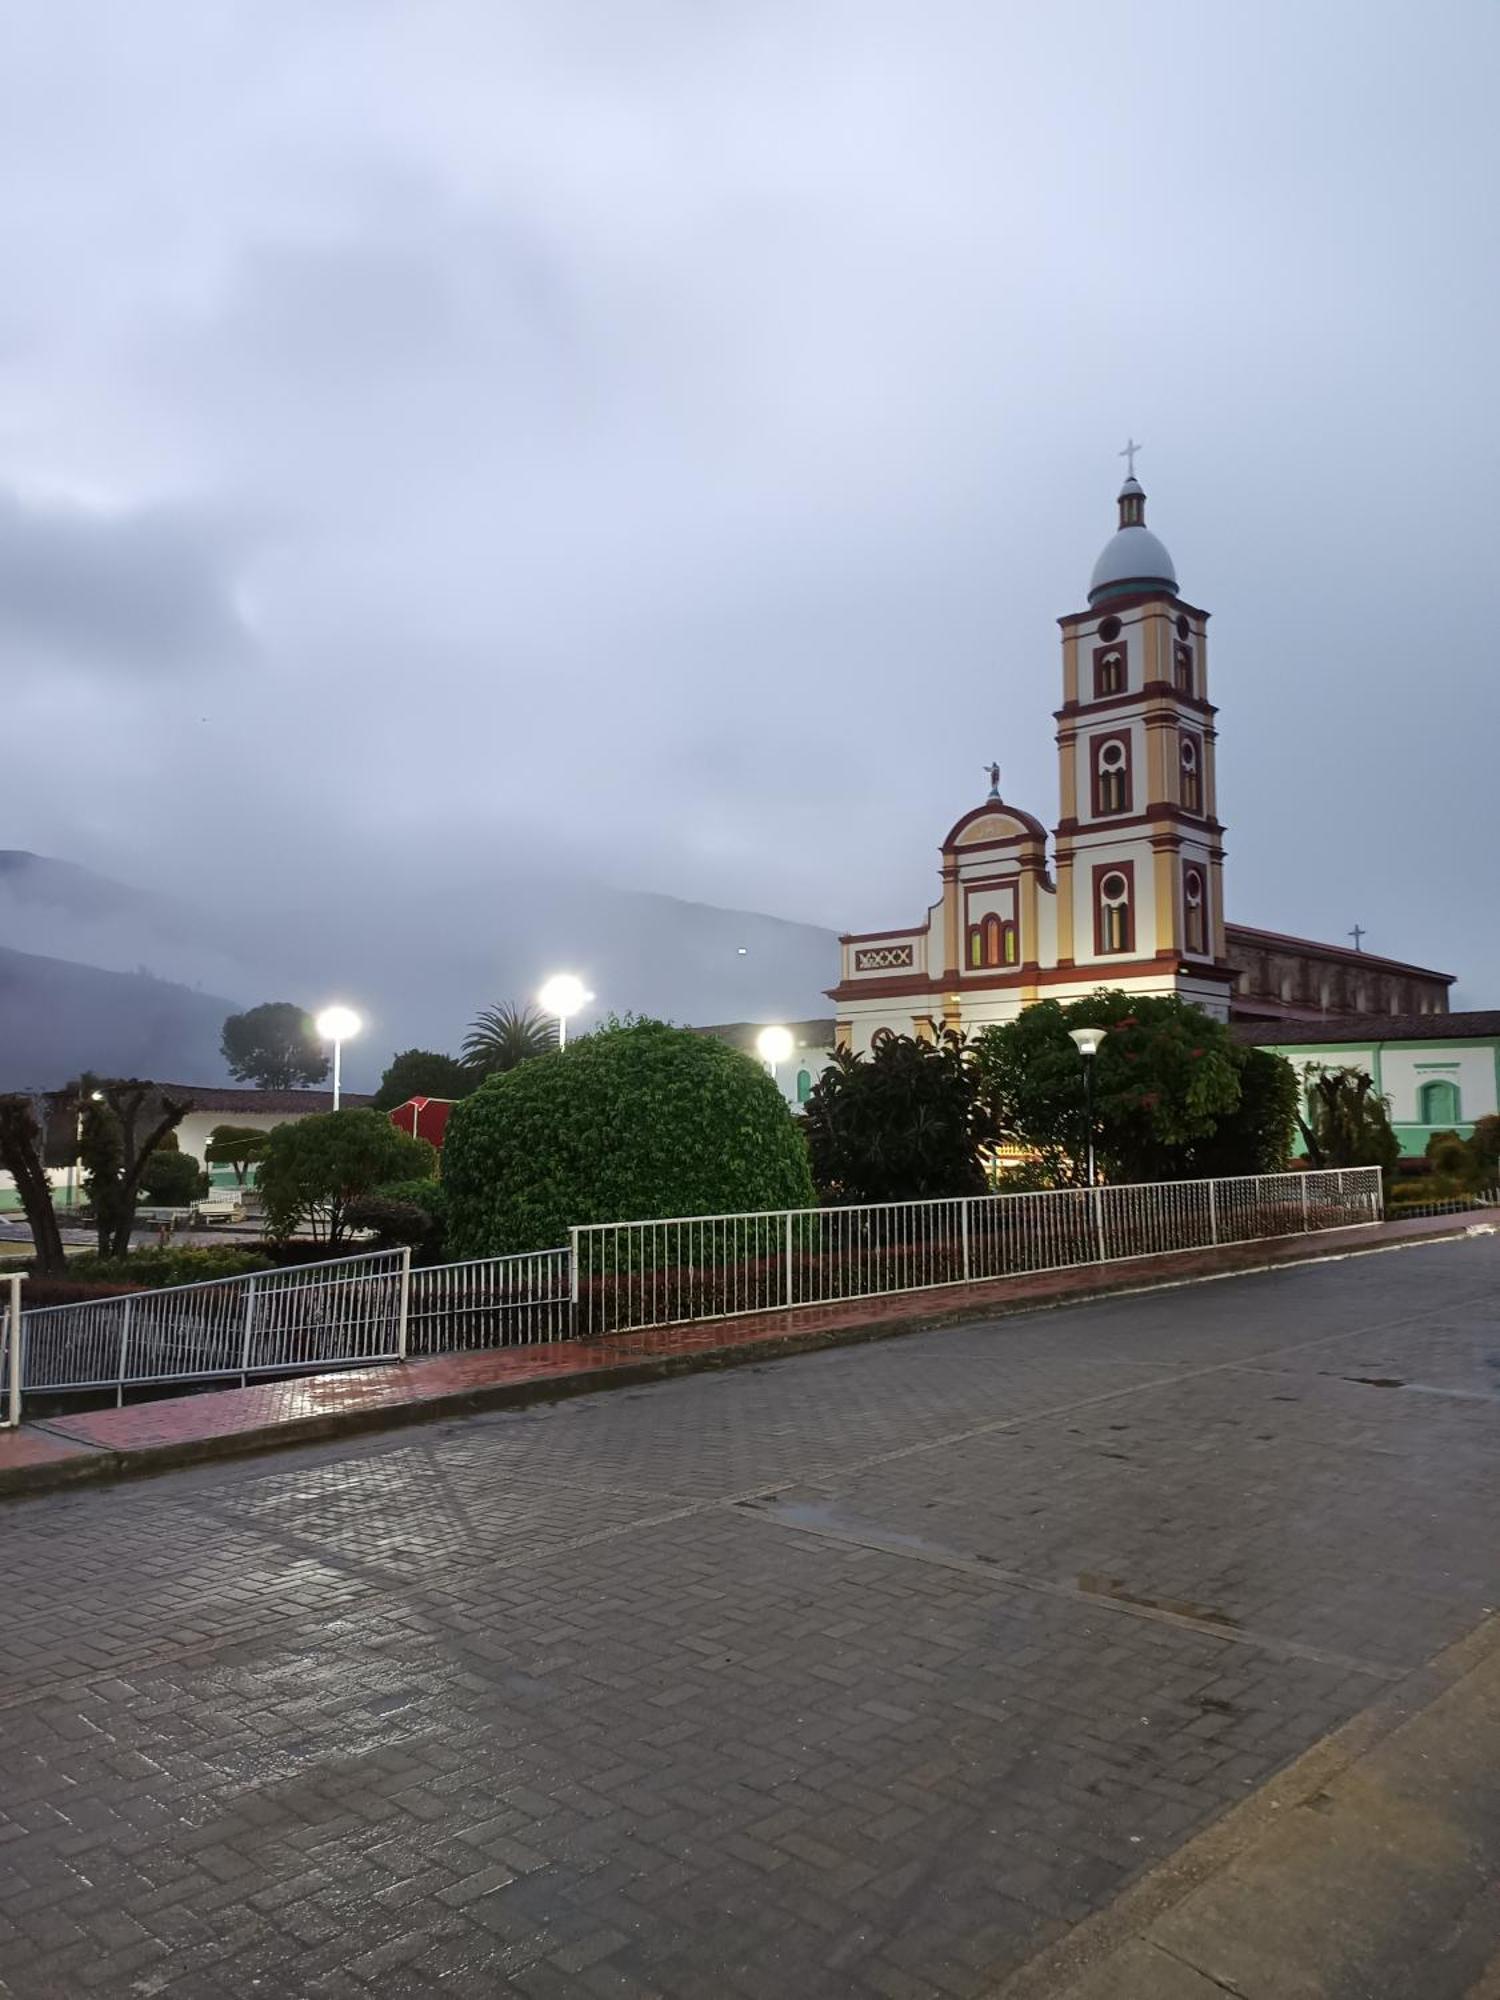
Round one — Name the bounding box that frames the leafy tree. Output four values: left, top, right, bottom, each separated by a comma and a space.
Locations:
372, 1049, 478, 1112
256, 1109, 435, 1245
137, 1147, 207, 1207
973, 994, 1244, 1185
461, 1004, 556, 1075
1178, 1045, 1300, 1179
206, 1124, 271, 1186
1466, 1114, 1500, 1189
77, 1078, 193, 1257
0, 1094, 66, 1277
1295, 1065, 1401, 1175
444, 1018, 813, 1256
802, 1032, 993, 1203
221, 1002, 330, 1091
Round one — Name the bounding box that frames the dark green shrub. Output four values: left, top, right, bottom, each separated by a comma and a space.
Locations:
137, 1148, 208, 1207
803, 1033, 993, 1203
347, 1179, 449, 1257
63, 1246, 271, 1287
443, 1018, 814, 1256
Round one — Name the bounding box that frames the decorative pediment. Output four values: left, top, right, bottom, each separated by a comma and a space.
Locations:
953, 812, 1031, 846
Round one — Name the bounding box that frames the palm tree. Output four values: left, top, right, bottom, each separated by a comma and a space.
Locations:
462, 1003, 557, 1074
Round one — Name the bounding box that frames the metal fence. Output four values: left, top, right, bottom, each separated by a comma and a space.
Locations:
2, 1273, 20, 1428
1384, 1188, 1499, 1221
406, 1249, 571, 1353
17, 1248, 410, 1403
6, 1166, 1384, 1410
570, 1167, 1383, 1337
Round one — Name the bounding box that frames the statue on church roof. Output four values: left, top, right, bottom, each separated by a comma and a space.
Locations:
985, 761, 1001, 799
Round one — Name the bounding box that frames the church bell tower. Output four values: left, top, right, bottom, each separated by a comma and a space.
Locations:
1051, 450, 1234, 1017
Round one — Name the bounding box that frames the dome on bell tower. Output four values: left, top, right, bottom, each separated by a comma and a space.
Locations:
1088, 472, 1178, 606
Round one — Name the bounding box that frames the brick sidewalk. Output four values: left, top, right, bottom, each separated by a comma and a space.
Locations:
2, 1208, 1492, 1498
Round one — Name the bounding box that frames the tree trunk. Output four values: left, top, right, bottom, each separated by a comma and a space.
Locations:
0, 1097, 68, 1278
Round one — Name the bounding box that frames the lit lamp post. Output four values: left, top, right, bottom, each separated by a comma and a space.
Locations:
1068, 1025, 1106, 1187
539, 973, 592, 1051
315, 1006, 362, 1112
756, 1024, 794, 1095
70, 1087, 104, 1210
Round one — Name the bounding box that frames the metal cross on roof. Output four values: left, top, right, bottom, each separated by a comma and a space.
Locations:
1119, 437, 1142, 478
1349, 924, 1366, 952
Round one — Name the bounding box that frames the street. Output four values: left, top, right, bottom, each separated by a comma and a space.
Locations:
3, 1235, 1499, 1996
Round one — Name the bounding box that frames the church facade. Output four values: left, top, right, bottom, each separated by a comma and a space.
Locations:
831, 467, 1236, 1050
828, 465, 1452, 1052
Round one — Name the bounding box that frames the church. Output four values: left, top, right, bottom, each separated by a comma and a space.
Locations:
828, 455, 1453, 1053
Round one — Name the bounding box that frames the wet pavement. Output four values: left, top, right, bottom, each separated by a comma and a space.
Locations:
2, 1234, 1498, 1996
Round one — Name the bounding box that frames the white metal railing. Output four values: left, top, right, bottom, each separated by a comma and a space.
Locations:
6, 1167, 1384, 1411
405, 1249, 571, 1353
569, 1167, 1383, 1337
17, 1248, 410, 1403
2, 1272, 21, 1428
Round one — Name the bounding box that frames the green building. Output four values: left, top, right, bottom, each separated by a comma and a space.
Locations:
1235, 1012, 1500, 1159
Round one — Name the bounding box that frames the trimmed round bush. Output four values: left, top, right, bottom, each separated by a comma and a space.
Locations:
443, 1019, 815, 1256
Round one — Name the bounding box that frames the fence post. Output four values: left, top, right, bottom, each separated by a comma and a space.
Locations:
396, 1245, 412, 1361
239, 1275, 258, 1386
115, 1297, 134, 1408
5, 1273, 21, 1429
1092, 1186, 1107, 1264
1300, 1175, 1310, 1233
783, 1211, 794, 1310
961, 1198, 971, 1283
1207, 1179, 1218, 1246
569, 1227, 581, 1337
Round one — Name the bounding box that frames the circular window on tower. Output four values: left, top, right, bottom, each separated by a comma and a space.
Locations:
1180, 739, 1197, 768
1176, 613, 1191, 639
1101, 872, 1127, 902
1100, 741, 1127, 770
1097, 616, 1122, 643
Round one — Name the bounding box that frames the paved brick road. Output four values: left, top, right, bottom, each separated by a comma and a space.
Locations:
2, 1235, 1498, 1998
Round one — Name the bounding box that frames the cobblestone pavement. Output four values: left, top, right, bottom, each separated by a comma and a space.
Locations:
2, 1235, 1498, 1998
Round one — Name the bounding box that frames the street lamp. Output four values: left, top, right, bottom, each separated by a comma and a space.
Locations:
539, 973, 592, 1051
756, 1024, 794, 1092
70, 1087, 104, 1210
1068, 1025, 1107, 1188
315, 1006, 362, 1112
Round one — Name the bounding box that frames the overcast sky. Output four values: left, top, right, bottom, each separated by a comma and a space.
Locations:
2, 0, 1497, 1008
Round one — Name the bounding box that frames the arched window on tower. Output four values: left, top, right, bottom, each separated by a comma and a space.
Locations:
796, 1068, 813, 1105
1176, 628, 1200, 700
1183, 866, 1207, 956
1092, 735, 1131, 816
1093, 645, 1126, 697
1179, 734, 1202, 814
1095, 866, 1133, 955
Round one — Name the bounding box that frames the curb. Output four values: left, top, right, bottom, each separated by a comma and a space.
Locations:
1, 1215, 1489, 1500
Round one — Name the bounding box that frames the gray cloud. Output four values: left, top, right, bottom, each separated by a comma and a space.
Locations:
0, 0, 1496, 1045
0, 488, 254, 676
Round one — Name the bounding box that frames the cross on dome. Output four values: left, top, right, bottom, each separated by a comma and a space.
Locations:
1119, 437, 1143, 478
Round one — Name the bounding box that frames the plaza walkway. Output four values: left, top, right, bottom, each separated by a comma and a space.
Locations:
2, 1233, 1499, 1995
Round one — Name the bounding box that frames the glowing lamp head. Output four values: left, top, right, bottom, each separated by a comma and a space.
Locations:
539, 974, 590, 1021
756, 1025, 794, 1067
315, 1006, 362, 1043
1069, 1026, 1107, 1060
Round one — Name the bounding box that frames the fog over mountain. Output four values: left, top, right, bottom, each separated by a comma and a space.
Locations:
0, 849, 837, 1090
